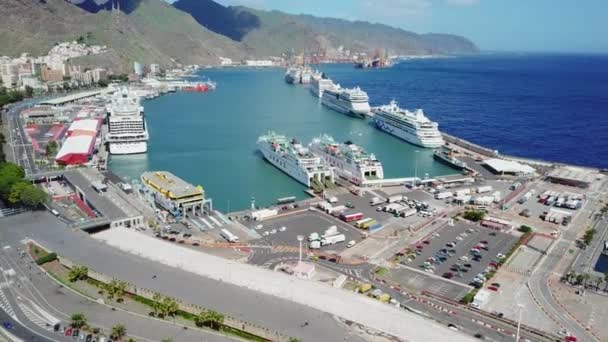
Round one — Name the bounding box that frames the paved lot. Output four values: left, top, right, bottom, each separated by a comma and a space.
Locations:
331, 191, 395, 223
384, 266, 471, 300
404, 222, 518, 286
254, 210, 364, 251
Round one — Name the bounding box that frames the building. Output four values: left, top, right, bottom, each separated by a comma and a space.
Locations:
141, 171, 211, 219
40, 66, 64, 82
244, 60, 274, 67
546, 167, 598, 188
219, 57, 233, 66
0, 62, 19, 87
149, 64, 160, 75
133, 62, 144, 76
482, 158, 536, 176
55, 119, 101, 165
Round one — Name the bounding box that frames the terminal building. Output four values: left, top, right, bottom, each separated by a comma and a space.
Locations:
546, 167, 598, 189
141, 171, 212, 219
482, 158, 536, 176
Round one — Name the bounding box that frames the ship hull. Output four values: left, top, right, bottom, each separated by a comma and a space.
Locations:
108, 141, 148, 155
373, 117, 443, 148
433, 152, 466, 170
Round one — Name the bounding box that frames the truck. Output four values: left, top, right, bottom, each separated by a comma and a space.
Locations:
309, 240, 321, 249
317, 201, 332, 211
518, 192, 532, 204
323, 225, 339, 237
476, 185, 493, 194
308, 232, 320, 242
220, 229, 239, 243
386, 195, 404, 203
327, 196, 339, 204
454, 188, 471, 197
329, 205, 347, 216
340, 212, 364, 222
370, 197, 385, 206
399, 208, 417, 218
251, 209, 278, 221
321, 234, 346, 245
492, 191, 502, 203
435, 191, 453, 200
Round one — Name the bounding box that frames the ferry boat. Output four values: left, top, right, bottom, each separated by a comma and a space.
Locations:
310, 72, 337, 98
433, 146, 467, 170
284, 66, 313, 84
183, 81, 216, 92
257, 132, 334, 187
321, 86, 370, 118
372, 100, 444, 148
310, 135, 384, 185
106, 88, 148, 155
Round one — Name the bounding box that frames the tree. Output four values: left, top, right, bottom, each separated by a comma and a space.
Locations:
463, 210, 485, 222
68, 265, 88, 282
106, 279, 128, 302
595, 276, 603, 290
8, 181, 29, 204
161, 296, 179, 318
45, 140, 58, 156
582, 273, 591, 288
24, 85, 34, 98
18, 183, 48, 208
288, 338, 302, 342
70, 313, 87, 329
194, 310, 224, 330
110, 324, 127, 340
151, 293, 163, 317
161, 338, 173, 342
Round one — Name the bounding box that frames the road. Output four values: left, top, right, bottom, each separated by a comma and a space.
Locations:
0, 244, 237, 342
0, 211, 369, 342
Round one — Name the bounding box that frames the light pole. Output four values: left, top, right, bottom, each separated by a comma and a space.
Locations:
414, 150, 419, 186
297, 235, 304, 266
515, 304, 524, 341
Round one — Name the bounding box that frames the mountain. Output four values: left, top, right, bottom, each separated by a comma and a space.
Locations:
172, 0, 478, 56
0, 0, 244, 70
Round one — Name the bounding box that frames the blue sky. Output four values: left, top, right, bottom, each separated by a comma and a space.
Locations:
209, 0, 608, 53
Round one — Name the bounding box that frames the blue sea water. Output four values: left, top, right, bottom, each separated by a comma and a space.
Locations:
322, 53, 608, 168
110, 53, 608, 211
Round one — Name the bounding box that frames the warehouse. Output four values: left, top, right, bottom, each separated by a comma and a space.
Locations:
55, 118, 101, 165
482, 158, 536, 176
546, 167, 598, 189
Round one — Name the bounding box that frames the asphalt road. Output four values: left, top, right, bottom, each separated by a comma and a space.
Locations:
0, 211, 368, 342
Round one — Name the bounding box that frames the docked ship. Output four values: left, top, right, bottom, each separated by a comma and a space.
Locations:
321, 86, 371, 118
354, 49, 393, 69
310, 71, 337, 98
105, 88, 148, 155
257, 132, 334, 188
372, 100, 444, 148
433, 146, 467, 170
284, 65, 312, 84
310, 135, 384, 185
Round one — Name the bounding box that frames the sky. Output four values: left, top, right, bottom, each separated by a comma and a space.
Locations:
210, 0, 608, 53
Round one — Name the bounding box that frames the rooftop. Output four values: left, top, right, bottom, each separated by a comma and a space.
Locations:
63, 170, 126, 219
38, 89, 113, 106
547, 167, 598, 184
141, 171, 204, 200
483, 158, 536, 175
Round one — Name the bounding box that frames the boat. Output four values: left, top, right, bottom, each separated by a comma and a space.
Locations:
257, 132, 334, 188
372, 100, 444, 148
354, 49, 393, 69
284, 65, 313, 84
433, 146, 467, 170
183, 80, 216, 92
321, 86, 370, 118
105, 88, 148, 155
310, 135, 384, 185
310, 71, 337, 98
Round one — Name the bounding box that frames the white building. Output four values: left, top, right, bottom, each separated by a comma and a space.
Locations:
245, 60, 274, 67
219, 57, 233, 66
133, 62, 144, 76
149, 64, 160, 75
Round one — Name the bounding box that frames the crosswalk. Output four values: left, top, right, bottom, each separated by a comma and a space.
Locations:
342, 268, 363, 278
17, 302, 54, 331
0, 288, 16, 318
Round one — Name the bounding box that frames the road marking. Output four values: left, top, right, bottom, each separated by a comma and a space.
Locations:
17, 302, 53, 331
0, 289, 16, 318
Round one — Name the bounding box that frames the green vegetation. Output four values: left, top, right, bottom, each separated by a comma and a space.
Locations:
70, 312, 87, 329
374, 267, 388, 276
463, 210, 486, 222
0, 162, 48, 208
0, 86, 26, 107
105, 279, 128, 302
68, 265, 89, 282
518, 225, 533, 233
110, 324, 127, 340
35, 252, 57, 265
161, 338, 173, 342
460, 289, 479, 304
45, 141, 58, 156
583, 227, 597, 246
194, 310, 224, 330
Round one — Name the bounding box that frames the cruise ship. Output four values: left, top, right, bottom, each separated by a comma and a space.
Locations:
310, 72, 337, 98
257, 132, 334, 187
372, 100, 444, 148
321, 86, 371, 118
284, 66, 313, 84
310, 135, 384, 185
105, 88, 149, 155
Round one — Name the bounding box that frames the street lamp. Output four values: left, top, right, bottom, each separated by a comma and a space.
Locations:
297, 235, 304, 266
515, 304, 524, 341
414, 150, 419, 186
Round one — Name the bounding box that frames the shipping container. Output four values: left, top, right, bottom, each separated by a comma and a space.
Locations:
435, 191, 453, 200
327, 196, 339, 204
340, 212, 364, 222
400, 208, 418, 218
387, 195, 404, 203
323, 225, 339, 237
477, 185, 493, 193
329, 205, 347, 216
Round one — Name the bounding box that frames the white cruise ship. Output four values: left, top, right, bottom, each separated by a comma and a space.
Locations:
321, 86, 371, 118
257, 132, 334, 187
310, 72, 337, 98
284, 65, 313, 84
310, 135, 383, 185
372, 100, 444, 148
105, 88, 149, 155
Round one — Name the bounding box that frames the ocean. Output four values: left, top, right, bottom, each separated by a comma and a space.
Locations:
110, 53, 608, 210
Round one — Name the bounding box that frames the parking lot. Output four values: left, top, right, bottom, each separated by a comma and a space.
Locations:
401, 222, 519, 286
252, 210, 364, 251
384, 266, 471, 300
330, 191, 396, 223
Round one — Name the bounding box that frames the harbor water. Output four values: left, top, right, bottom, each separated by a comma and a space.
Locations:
109, 67, 456, 210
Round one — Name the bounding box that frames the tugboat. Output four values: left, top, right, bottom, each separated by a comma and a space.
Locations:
433, 147, 467, 170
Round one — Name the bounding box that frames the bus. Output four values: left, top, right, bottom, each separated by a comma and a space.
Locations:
221, 229, 239, 243
340, 212, 363, 222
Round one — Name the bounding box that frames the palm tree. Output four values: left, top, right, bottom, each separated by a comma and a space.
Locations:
151, 293, 163, 317
68, 265, 88, 282
106, 279, 128, 302
576, 274, 584, 285
582, 273, 591, 288
110, 324, 127, 340
161, 338, 173, 342
194, 310, 224, 330
595, 276, 604, 290
70, 313, 87, 329
161, 297, 179, 318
